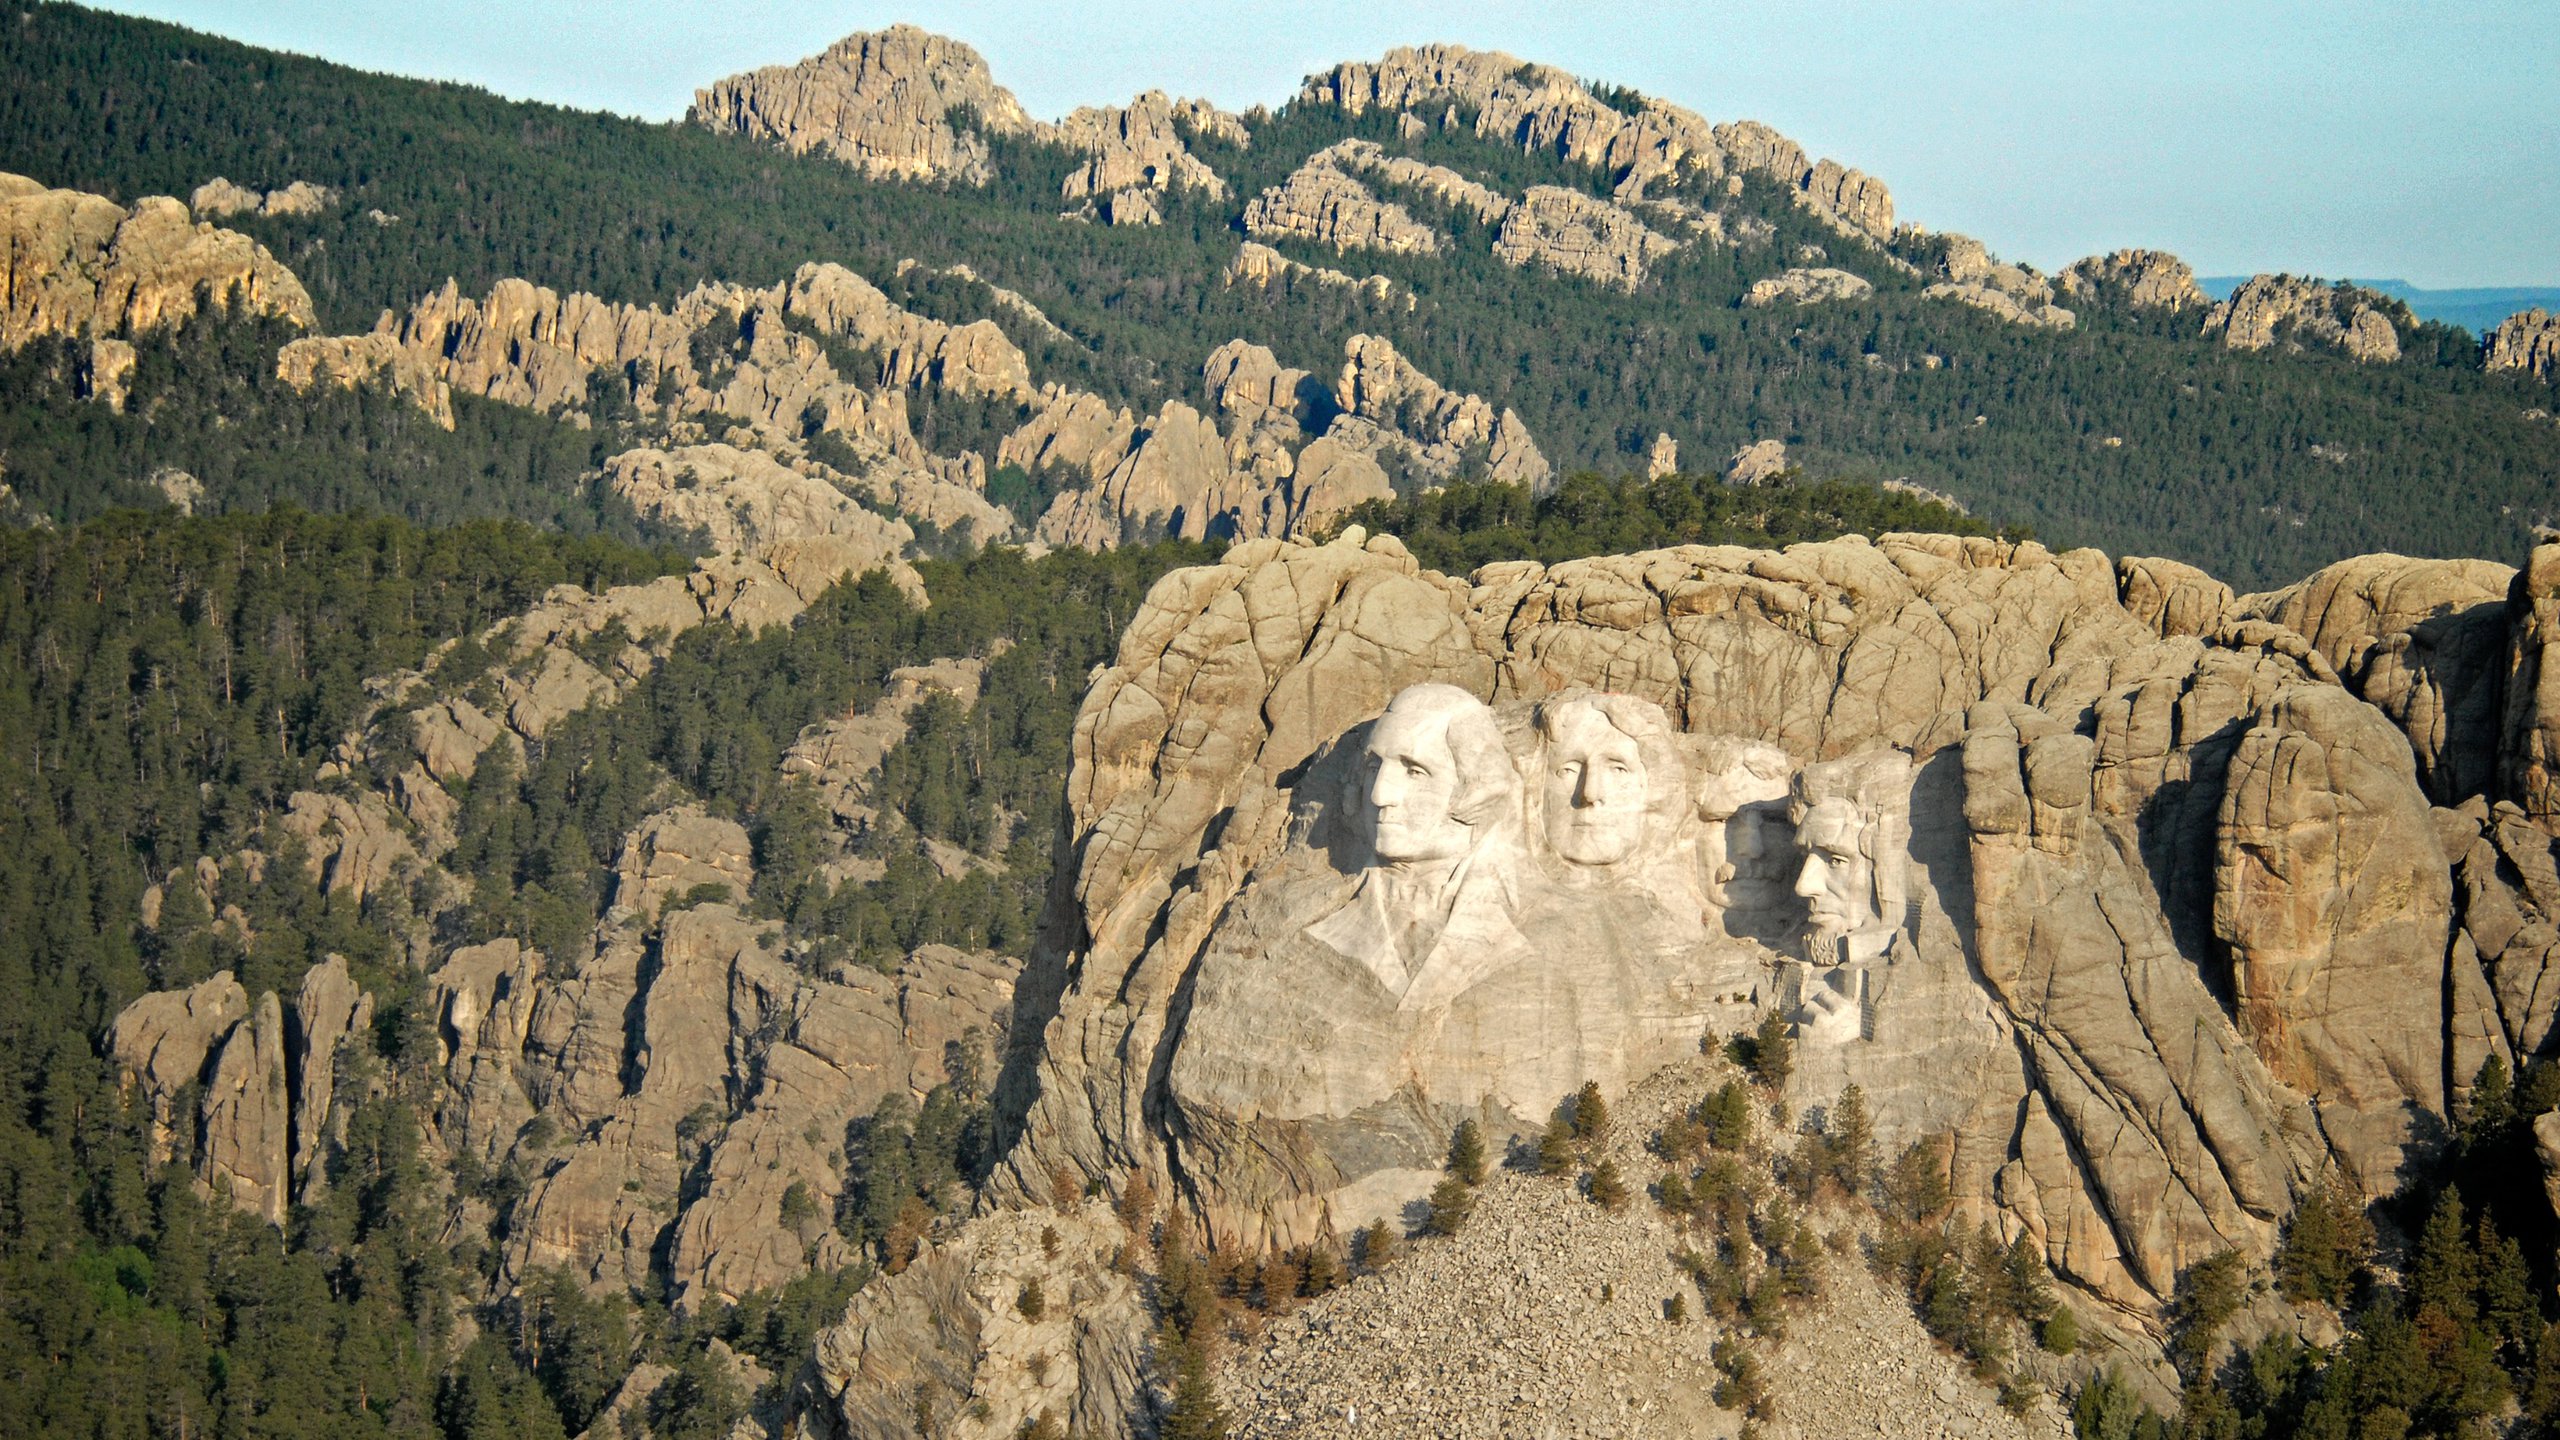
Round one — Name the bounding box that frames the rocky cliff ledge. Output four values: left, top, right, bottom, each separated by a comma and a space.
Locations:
789, 528, 2560, 1430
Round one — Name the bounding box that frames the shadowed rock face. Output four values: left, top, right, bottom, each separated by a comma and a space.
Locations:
987, 532, 2560, 1331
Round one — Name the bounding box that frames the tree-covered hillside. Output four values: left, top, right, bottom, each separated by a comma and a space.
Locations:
3, 3, 2553, 585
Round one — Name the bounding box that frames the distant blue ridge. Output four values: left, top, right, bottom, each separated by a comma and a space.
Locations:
2197, 276, 2560, 334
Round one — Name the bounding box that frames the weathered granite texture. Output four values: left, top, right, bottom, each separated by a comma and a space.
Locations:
983, 531, 2560, 1342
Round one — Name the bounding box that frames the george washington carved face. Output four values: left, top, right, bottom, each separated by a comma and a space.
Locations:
1358, 684, 1515, 866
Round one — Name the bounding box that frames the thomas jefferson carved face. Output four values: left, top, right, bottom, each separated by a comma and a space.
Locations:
1793, 799, 1874, 939
1539, 701, 1650, 866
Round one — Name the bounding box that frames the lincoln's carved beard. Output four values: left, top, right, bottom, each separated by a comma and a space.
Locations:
1540, 704, 1650, 866
1794, 800, 1875, 958
1362, 711, 1471, 868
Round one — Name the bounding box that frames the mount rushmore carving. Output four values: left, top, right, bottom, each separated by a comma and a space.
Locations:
986, 526, 2560, 1336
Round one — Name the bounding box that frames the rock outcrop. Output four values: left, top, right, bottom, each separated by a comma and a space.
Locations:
976, 525, 2556, 1362
111, 960, 376, 1223
2507, 544, 2560, 824
1301, 45, 1895, 241
1005, 332, 1545, 549
800, 1202, 1147, 1440
2202, 275, 2403, 363
190, 178, 336, 219
1, 171, 314, 351
1926, 281, 2076, 330
1222, 242, 1398, 305
2058, 248, 2206, 311
281, 261, 1030, 430
601, 444, 919, 559
1492, 185, 1680, 291
1241, 159, 1440, 256
1923, 240, 2073, 328
696, 28, 1239, 211
1317, 139, 1510, 225
1724, 438, 1790, 485
2486, 307, 2560, 382
1054, 91, 1238, 208
690, 25, 1034, 185
1743, 266, 1873, 307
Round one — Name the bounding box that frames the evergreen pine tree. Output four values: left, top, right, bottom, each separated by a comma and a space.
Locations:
1572, 1081, 1611, 1145
1447, 1118, 1488, 1186
1423, 1176, 1476, 1236
1751, 1012, 1793, 1090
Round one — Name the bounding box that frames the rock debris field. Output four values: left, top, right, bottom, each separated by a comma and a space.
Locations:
1217, 1060, 2071, 1440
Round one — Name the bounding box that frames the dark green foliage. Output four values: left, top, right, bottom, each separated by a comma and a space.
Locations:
6, 4, 2552, 586
1743, 1012, 1794, 1090
1446, 1119, 1488, 1186
1356, 1218, 1396, 1272
713, 1265, 868, 1377
1423, 1176, 1476, 1236
1339, 472, 1994, 575
2072, 1368, 2170, 1440
1710, 1335, 1769, 1416
1570, 1081, 1611, 1144
2167, 1248, 2252, 1377
0, 511, 690, 1437
1587, 1159, 1629, 1212
644, 1343, 747, 1440
1814, 1085, 1876, 1198
1884, 1134, 1953, 1224
1158, 1339, 1233, 1440
2274, 1176, 2374, 1307
2040, 1304, 2079, 1355
1015, 1278, 1046, 1322
0, 316, 685, 540
1537, 1114, 1579, 1175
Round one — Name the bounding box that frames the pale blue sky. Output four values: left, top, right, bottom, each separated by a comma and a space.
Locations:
90, 1, 2559, 288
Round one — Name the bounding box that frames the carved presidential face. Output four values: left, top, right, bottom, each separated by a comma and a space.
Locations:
1363, 707, 1472, 865
1695, 741, 1795, 913
1793, 799, 1874, 938
1540, 702, 1651, 866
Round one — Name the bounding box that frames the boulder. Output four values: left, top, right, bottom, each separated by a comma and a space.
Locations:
2058, 248, 2207, 311
1744, 267, 1873, 307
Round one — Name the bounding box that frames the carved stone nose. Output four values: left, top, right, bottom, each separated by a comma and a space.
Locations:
1795, 854, 1827, 898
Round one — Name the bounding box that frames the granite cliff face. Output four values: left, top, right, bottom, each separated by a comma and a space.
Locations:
1, 171, 314, 351
925, 528, 2560, 1412
2487, 307, 2560, 382
2202, 274, 2405, 363
690, 26, 1036, 186
693, 26, 1242, 218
